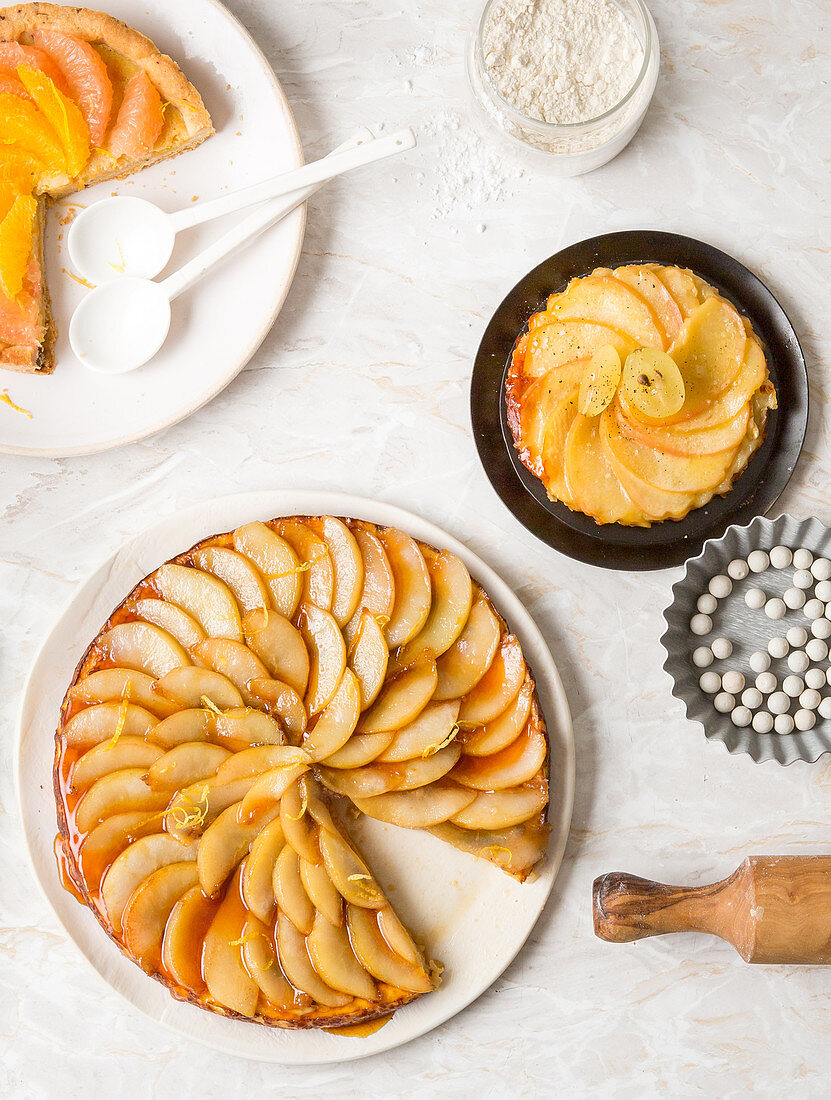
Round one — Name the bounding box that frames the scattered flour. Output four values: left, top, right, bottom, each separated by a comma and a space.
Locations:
423, 111, 524, 218
482, 0, 643, 125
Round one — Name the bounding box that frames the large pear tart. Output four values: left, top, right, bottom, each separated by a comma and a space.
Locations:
506, 265, 777, 526
54, 515, 549, 1029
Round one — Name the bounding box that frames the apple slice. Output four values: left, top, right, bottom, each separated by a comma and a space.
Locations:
212, 707, 284, 750
452, 719, 547, 790
199, 802, 276, 897
614, 265, 683, 346
320, 742, 461, 799
377, 527, 431, 647
536, 382, 581, 505
79, 811, 162, 889
233, 522, 303, 619
350, 527, 395, 627
132, 598, 205, 649
450, 783, 548, 830
669, 295, 747, 414
240, 915, 295, 1007
357, 653, 437, 734
346, 905, 433, 993
162, 884, 217, 993
301, 668, 361, 762
392, 550, 472, 669
457, 634, 526, 727
241, 817, 285, 922
463, 678, 532, 756
146, 742, 230, 792
377, 700, 461, 763
435, 597, 501, 701
203, 867, 259, 1016
650, 265, 701, 318
300, 858, 344, 927
353, 783, 476, 828
75, 768, 170, 833
148, 708, 210, 748
320, 729, 395, 769
511, 361, 586, 478
67, 669, 177, 719
273, 518, 335, 612
246, 677, 307, 737
242, 608, 309, 696
99, 622, 190, 678
102, 833, 196, 934
190, 546, 270, 614
275, 911, 352, 1006
298, 603, 347, 716
280, 777, 320, 864
153, 563, 243, 641
377, 906, 424, 967
64, 702, 158, 746
236, 764, 310, 825
552, 275, 665, 349
153, 666, 243, 710
191, 638, 269, 706
70, 736, 163, 792
616, 399, 750, 457
347, 611, 389, 709
562, 412, 645, 525
305, 516, 364, 626
318, 828, 384, 908
272, 843, 315, 934
523, 319, 633, 380
600, 416, 697, 521
122, 860, 200, 971
308, 910, 377, 1001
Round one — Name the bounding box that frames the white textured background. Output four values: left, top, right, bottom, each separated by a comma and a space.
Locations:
2, 0, 831, 1095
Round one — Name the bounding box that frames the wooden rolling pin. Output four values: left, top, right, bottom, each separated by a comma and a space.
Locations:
593, 857, 831, 964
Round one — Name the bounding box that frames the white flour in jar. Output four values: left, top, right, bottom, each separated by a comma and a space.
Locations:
482, 0, 644, 125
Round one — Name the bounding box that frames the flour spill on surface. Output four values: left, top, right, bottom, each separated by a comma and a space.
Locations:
423, 112, 525, 219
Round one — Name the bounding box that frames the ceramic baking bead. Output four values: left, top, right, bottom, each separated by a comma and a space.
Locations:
811, 618, 831, 640
787, 650, 810, 674
731, 706, 752, 728
714, 692, 735, 714
794, 548, 814, 570
741, 687, 762, 710
745, 588, 766, 610
721, 670, 745, 694
747, 550, 770, 574
755, 671, 777, 694
770, 546, 793, 569
765, 597, 786, 620
711, 637, 733, 660
690, 614, 712, 636
804, 599, 826, 620
806, 639, 829, 663
768, 691, 791, 715
811, 558, 831, 581
784, 588, 806, 610
827, 667, 831, 688
768, 636, 789, 659
795, 708, 817, 731
793, 570, 814, 590
819, 697, 831, 720
800, 688, 822, 710
749, 651, 770, 674
692, 646, 714, 668
752, 710, 774, 734
775, 713, 795, 734
696, 593, 718, 615
727, 558, 749, 581
815, 580, 831, 603
805, 668, 826, 691
708, 575, 732, 599
699, 671, 721, 694
783, 675, 804, 698
786, 626, 808, 648
826, 603, 831, 620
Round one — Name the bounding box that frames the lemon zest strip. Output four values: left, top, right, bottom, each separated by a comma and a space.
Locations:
201, 695, 223, 717
421, 723, 459, 758
0, 389, 32, 418
107, 680, 133, 748
483, 845, 513, 865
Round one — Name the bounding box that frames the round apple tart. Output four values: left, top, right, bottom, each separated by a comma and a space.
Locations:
54, 516, 549, 1029
506, 265, 777, 526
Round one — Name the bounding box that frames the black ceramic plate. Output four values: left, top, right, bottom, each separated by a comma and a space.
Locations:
470, 231, 808, 571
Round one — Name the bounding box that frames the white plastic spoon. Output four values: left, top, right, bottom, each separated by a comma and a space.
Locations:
68, 126, 415, 284
68, 129, 379, 374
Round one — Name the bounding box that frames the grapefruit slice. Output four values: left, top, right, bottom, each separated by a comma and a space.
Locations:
108, 70, 164, 159
17, 66, 89, 176
0, 41, 68, 92
0, 191, 36, 298
524, 318, 633, 379
551, 275, 666, 349
563, 413, 643, 525
668, 296, 747, 416
0, 92, 65, 171
0, 73, 27, 99
613, 399, 751, 457
32, 29, 113, 146
614, 265, 684, 346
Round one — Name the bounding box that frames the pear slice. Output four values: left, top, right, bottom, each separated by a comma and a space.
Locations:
245, 677, 307, 737
243, 608, 309, 696
301, 668, 361, 762
215, 744, 307, 785
317, 829, 384, 909
272, 844, 315, 934
378, 527, 431, 647
191, 638, 269, 705
377, 906, 423, 967
122, 860, 200, 971
463, 678, 533, 756
453, 720, 547, 791
203, 868, 259, 1016
377, 700, 461, 763
236, 764, 310, 825
162, 884, 217, 993
153, 563, 243, 642
298, 603, 347, 716
350, 528, 395, 627
392, 550, 473, 668
101, 833, 196, 935
148, 708, 210, 748
305, 516, 364, 626
153, 666, 243, 711
357, 652, 438, 734
273, 518, 335, 612
146, 742, 230, 792
212, 707, 284, 750
450, 784, 548, 830
199, 802, 277, 897
275, 911, 352, 1007
319, 743, 461, 800
63, 702, 158, 746
232, 521, 303, 620
458, 634, 526, 727
279, 777, 320, 864
346, 905, 433, 992
347, 611, 389, 710
435, 597, 501, 701
67, 669, 177, 718
99, 622, 190, 678
241, 817, 285, 921
79, 811, 162, 889
132, 598, 206, 649
70, 736, 163, 792
321, 729, 395, 769
353, 784, 476, 828
300, 858, 343, 927
240, 915, 295, 1007
166, 775, 262, 840
308, 910, 377, 1001
190, 546, 270, 614
75, 768, 170, 833
428, 819, 548, 881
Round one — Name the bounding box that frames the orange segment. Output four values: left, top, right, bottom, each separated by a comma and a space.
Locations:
31, 29, 112, 147
108, 70, 164, 159
0, 41, 68, 93
17, 65, 90, 176
0, 192, 37, 298
0, 92, 65, 173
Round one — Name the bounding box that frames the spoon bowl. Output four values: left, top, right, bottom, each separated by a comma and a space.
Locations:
68, 197, 176, 284
69, 277, 172, 374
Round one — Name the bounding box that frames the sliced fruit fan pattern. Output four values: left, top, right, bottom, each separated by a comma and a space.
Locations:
506, 264, 777, 526
55, 516, 549, 1027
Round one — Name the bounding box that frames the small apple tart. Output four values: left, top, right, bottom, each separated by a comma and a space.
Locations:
506, 265, 777, 526
54, 516, 549, 1029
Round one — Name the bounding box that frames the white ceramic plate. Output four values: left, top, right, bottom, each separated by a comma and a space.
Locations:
16, 491, 574, 1064
0, 0, 304, 457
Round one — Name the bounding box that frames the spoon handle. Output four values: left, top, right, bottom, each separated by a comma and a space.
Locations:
160, 129, 369, 301
168, 127, 415, 233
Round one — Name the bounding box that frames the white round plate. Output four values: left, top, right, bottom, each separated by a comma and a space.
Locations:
17, 491, 574, 1064
0, 0, 304, 457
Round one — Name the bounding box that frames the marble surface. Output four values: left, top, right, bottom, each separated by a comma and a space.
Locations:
1, 0, 830, 1094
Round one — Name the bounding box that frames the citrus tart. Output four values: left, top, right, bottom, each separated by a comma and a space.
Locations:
54, 515, 550, 1028
0, 3, 213, 373
506, 264, 777, 526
